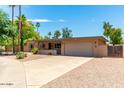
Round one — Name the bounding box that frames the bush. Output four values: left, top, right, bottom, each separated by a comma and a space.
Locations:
31, 47, 38, 54
16, 52, 25, 59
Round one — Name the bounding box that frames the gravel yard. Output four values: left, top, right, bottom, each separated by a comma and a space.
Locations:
42, 58, 124, 88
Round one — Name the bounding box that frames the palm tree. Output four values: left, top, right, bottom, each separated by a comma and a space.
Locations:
35, 22, 40, 32
9, 5, 16, 53
53, 30, 61, 39
48, 32, 52, 39
62, 27, 72, 38
18, 5, 23, 51
16, 14, 33, 51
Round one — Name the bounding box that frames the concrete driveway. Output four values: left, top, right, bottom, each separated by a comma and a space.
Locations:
0, 55, 92, 88
23, 56, 93, 88
0, 57, 26, 88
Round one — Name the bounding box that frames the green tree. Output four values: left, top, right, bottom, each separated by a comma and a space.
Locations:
0, 36, 12, 52
103, 22, 112, 38
109, 28, 123, 45
48, 32, 52, 39
15, 15, 41, 46
7, 24, 18, 45
0, 8, 42, 52
35, 22, 40, 32
0, 9, 10, 37
103, 21, 123, 45
62, 27, 73, 38
53, 30, 61, 39
0, 9, 12, 49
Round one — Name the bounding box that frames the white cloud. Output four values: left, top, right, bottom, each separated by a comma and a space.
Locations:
28, 19, 66, 23
28, 19, 52, 22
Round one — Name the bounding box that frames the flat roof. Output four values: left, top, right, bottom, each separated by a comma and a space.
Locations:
41, 36, 108, 42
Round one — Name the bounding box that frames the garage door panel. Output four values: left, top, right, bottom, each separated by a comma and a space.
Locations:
65, 42, 93, 56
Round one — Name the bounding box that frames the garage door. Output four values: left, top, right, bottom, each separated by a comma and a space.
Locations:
64, 42, 93, 57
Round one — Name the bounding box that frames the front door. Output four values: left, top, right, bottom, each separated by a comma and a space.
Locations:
55, 43, 61, 55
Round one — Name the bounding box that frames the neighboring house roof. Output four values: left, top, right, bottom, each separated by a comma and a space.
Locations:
42, 36, 108, 42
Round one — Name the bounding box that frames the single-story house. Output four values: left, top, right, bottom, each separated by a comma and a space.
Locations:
25, 36, 109, 57
24, 40, 39, 52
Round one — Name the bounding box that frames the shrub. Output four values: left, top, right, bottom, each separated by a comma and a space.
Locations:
16, 52, 25, 59
31, 47, 38, 54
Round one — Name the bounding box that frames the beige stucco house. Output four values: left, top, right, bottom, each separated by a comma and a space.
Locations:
25, 36, 108, 57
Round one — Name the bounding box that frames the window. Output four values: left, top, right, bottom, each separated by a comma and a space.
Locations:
55, 43, 61, 48
30, 44, 34, 49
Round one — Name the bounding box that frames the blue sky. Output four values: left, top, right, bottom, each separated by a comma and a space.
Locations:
0, 5, 124, 39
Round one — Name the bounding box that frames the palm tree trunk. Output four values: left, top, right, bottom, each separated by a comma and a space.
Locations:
12, 36, 15, 53
18, 5, 21, 52
18, 5, 23, 51
12, 6, 15, 54
21, 28, 23, 51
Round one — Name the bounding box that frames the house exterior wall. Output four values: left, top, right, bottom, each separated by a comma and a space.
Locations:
61, 38, 107, 57
38, 50, 57, 55
43, 42, 49, 49
24, 37, 108, 57
61, 42, 65, 55
97, 45, 108, 57
93, 39, 108, 57
24, 42, 29, 52
24, 40, 39, 52
92, 39, 98, 57
40, 41, 61, 50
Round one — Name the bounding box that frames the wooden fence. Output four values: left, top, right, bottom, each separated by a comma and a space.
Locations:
108, 45, 123, 57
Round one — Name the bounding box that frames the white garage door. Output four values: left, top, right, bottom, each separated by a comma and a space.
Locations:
65, 42, 93, 57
